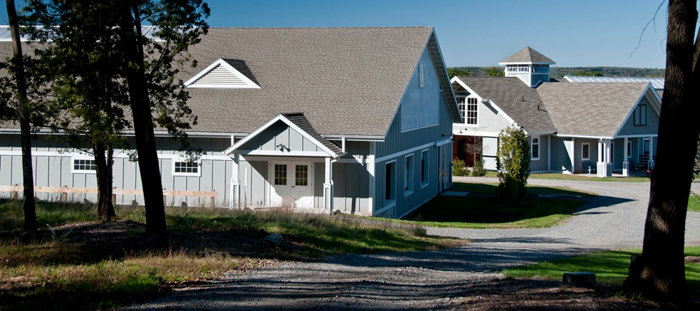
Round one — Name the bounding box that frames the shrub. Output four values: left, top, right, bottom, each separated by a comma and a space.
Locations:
452, 158, 467, 176
496, 125, 531, 205
472, 158, 487, 176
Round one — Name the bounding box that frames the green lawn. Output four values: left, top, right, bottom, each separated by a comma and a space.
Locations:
396, 182, 590, 229
0, 199, 461, 310
502, 246, 700, 295
689, 194, 700, 212
467, 171, 649, 182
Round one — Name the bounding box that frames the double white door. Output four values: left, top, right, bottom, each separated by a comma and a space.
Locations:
269, 161, 314, 208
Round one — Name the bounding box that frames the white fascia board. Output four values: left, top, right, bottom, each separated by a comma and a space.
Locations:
498, 61, 555, 66
183, 58, 261, 89
555, 133, 612, 140
452, 77, 516, 125
224, 114, 338, 158
324, 135, 385, 142
235, 150, 330, 157
611, 83, 655, 139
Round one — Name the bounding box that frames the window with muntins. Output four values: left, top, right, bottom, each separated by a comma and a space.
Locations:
457, 97, 466, 120
274, 164, 287, 185
466, 97, 478, 125
73, 159, 96, 172
174, 161, 199, 174
531, 137, 540, 160
295, 165, 308, 186
634, 104, 647, 126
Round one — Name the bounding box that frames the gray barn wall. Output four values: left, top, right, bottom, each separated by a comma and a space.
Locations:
373, 46, 453, 218
0, 134, 234, 206
550, 136, 572, 173
530, 135, 550, 172
617, 95, 660, 137
237, 121, 321, 152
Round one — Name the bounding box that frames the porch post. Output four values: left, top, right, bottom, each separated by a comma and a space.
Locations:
570, 138, 576, 174
324, 157, 334, 214
597, 139, 605, 177
622, 137, 629, 176
648, 136, 654, 169
230, 153, 240, 208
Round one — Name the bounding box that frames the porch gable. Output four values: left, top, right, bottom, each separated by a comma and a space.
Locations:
225, 113, 343, 158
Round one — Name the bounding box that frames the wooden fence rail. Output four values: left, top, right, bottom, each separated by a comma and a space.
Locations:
0, 185, 217, 208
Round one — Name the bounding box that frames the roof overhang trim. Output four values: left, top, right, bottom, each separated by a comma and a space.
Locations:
184, 58, 261, 89
224, 114, 340, 158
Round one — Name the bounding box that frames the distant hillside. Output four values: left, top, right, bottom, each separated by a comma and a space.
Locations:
449, 67, 665, 78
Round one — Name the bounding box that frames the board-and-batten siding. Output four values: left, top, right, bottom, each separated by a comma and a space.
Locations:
530, 135, 550, 172
238, 121, 321, 152
0, 135, 234, 207
373, 46, 453, 218
191, 64, 249, 87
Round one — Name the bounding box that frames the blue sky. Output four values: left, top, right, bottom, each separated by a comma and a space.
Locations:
2, 0, 673, 68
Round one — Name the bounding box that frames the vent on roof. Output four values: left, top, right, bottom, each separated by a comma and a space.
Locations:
184, 58, 260, 89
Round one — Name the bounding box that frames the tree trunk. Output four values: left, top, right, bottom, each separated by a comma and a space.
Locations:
6, 0, 37, 232
624, 0, 700, 301
94, 142, 114, 222
118, 3, 166, 235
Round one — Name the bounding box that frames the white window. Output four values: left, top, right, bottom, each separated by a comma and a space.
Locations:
421, 149, 429, 187
174, 160, 200, 176
531, 136, 540, 160
404, 155, 414, 196
72, 158, 96, 173
582, 143, 590, 160
465, 97, 478, 125
457, 97, 466, 120
634, 104, 647, 126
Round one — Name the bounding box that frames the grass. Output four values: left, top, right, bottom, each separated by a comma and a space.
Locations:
466, 171, 649, 182
0, 199, 460, 310
502, 246, 700, 296
390, 182, 590, 229
689, 194, 700, 212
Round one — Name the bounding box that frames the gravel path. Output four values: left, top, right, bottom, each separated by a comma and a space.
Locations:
123, 178, 700, 310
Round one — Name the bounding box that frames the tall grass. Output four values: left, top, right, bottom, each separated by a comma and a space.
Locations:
0, 199, 459, 310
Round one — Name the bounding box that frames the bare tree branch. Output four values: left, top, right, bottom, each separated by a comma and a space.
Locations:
628, 0, 667, 60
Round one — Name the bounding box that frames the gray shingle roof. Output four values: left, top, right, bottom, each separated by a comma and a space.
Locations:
282, 112, 343, 155
500, 46, 555, 64
454, 77, 557, 134
180, 27, 440, 137
2, 27, 456, 138
536, 82, 650, 137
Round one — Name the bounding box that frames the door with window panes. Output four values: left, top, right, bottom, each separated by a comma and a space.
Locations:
269, 161, 314, 208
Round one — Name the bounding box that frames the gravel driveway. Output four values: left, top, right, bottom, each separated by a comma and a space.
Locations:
123, 178, 700, 310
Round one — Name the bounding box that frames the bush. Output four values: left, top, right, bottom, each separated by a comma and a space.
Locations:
452, 158, 468, 176
472, 159, 487, 176
496, 125, 531, 205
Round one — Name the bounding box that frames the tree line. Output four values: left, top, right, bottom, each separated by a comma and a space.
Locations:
448, 66, 665, 78
0, 0, 210, 236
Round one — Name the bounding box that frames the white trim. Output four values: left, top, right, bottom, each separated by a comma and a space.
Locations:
531, 135, 540, 160
224, 114, 339, 157
403, 154, 414, 197
451, 77, 516, 125
324, 135, 384, 141
383, 160, 397, 211
234, 150, 330, 157
555, 133, 613, 139
420, 149, 429, 188
71, 155, 97, 174
612, 84, 659, 138
396, 195, 434, 220
373, 201, 395, 217
613, 134, 658, 138
400, 123, 438, 133
0, 150, 234, 161
498, 62, 555, 66
172, 158, 202, 177
453, 128, 501, 137
184, 58, 261, 89
581, 142, 590, 161
436, 137, 453, 146
374, 142, 435, 163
